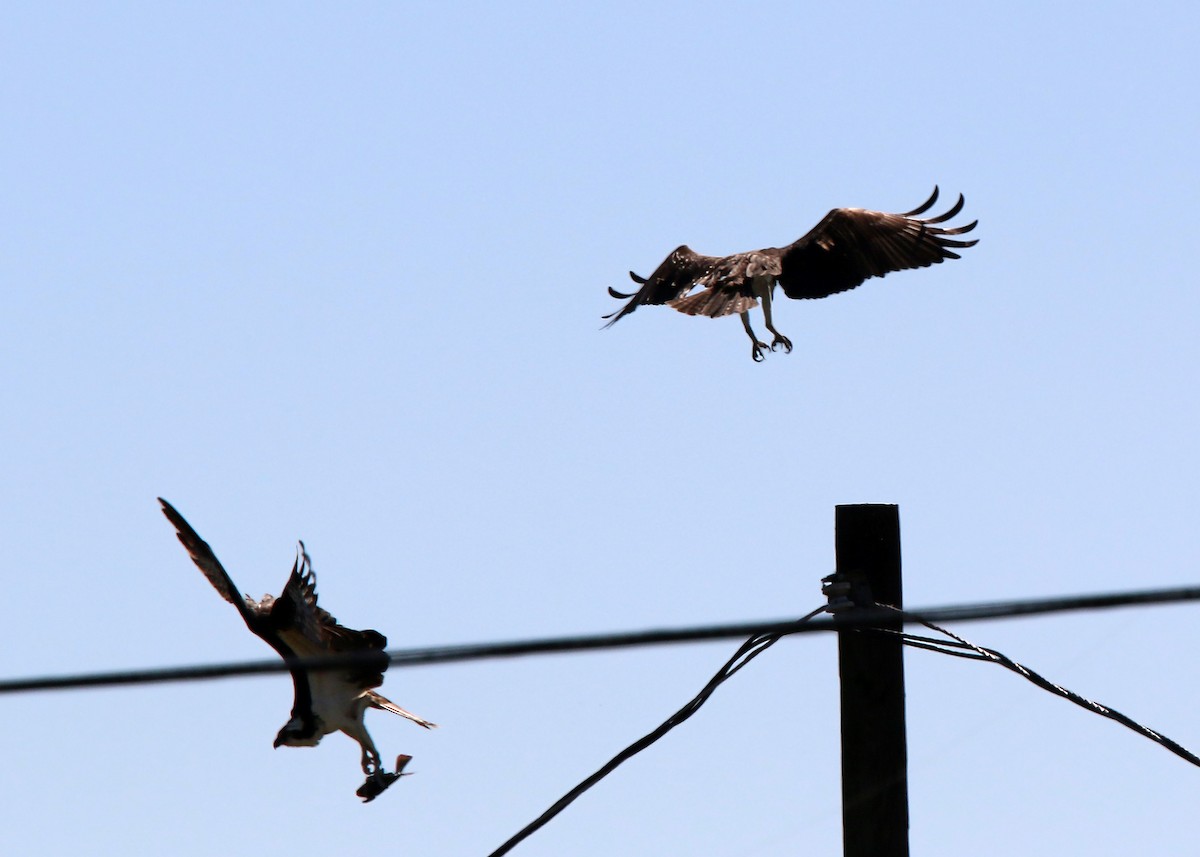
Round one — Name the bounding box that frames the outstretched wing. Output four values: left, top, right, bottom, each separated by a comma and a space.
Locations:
159, 497, 259, 629
602, 245, 721, 327
159, 498, 318, 720
272, 546, 390, 690
777, 187, 978, 300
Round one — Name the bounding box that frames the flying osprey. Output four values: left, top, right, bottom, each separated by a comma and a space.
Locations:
603, 187, 978, 361
159, 498, 435, 802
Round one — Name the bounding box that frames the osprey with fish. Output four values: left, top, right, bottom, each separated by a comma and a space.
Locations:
159, 498, 435, 801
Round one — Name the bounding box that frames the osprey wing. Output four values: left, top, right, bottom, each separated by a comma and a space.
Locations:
602, 245, 722, 328
777, 187, 978, 300
159, 498, 260, 630
273, 546, 390, 691
160, 501, 322, 731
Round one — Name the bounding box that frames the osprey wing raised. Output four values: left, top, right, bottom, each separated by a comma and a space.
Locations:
159, 498, 435, 801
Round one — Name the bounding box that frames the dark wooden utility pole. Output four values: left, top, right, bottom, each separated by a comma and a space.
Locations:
833, 504, 909, 857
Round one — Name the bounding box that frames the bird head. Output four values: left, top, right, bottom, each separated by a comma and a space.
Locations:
273, 716, 322, 748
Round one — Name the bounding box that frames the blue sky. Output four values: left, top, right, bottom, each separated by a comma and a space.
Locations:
3, 2, 1199, 854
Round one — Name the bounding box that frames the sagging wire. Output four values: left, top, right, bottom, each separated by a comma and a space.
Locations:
877, 605, 1200, 769
485, 604, 830, 857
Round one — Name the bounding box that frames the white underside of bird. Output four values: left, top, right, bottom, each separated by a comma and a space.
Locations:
273, 627, 435, 776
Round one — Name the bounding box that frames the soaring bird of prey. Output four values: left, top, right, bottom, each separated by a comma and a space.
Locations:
603, 187, 978, 361
159, 498, 435, 802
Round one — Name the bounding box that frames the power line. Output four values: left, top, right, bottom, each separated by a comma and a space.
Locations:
487, 588, 1200, 855
1, 582, 1198, 696
881, 606, 1200, 768
487, 606, 828, 857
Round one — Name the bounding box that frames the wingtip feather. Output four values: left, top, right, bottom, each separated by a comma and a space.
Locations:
900, 186, 939, 217
924, 193, 965, 224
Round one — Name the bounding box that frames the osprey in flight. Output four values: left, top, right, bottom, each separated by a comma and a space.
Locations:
159, 498, 435, 802
603, 187, 978, 361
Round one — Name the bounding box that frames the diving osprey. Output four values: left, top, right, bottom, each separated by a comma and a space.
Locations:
603, 187, 978, 361
159, 498, 435, 801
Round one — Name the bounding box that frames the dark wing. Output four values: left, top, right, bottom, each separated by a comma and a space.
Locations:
159, 498, 317, 718
602, 245, 722, 327
272, 545, 389, 690
776, 187, 978, 300
159, 498, 258, 630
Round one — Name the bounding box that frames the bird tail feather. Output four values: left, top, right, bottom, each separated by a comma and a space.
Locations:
668, 289, 757, 319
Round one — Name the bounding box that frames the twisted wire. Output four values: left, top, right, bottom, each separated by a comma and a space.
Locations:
879, 605, 1200, 768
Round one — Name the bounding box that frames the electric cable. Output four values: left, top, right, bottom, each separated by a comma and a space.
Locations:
485, 605, 828, 857
879, 605, 1200, 768
2, 582, 1197, 696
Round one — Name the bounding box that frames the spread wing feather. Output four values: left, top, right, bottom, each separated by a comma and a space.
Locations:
776, 187, 978, 300
159, 497, 317, 716
274, 546, 390, 690
602, 246, 721, 327
158, 497, 258, 627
